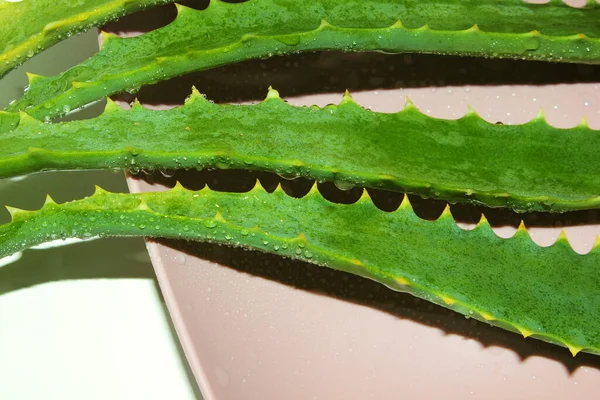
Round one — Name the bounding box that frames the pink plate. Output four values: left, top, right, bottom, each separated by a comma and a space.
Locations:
103, 2, 600, 398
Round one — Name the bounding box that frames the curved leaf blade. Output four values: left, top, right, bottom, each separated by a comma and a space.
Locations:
2, 183, 599, 356
2, 89, 599, 212
4, 0, 599, 128
0, 0, 175, 78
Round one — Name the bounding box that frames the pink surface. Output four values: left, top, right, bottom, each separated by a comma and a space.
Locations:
126, 83, 600, 399
106, 2, 600, 398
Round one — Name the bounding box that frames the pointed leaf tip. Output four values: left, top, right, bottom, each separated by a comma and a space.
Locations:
568, 344, 583, 357
318, 19, 332, 30
214, 210, 227, 223
341, 89, 354, 104
100, 30, 118, 46
93, 185, 107, 195
465, 105, 477, 117
593, 235, 600, 251
175, 3, 193, 15
172, 181, 185, 191
18, 111, 40, 126
251, 179, 267, 193
104, 97, 122, 113
477, 213, 490, 227
403, 96, 416, 110
135, 198, 151, 211
184, 86, 207, 105
417, 23, 430, 32
265, 86, 281, 100
514, 220, 530, 238
44, 194, 56, 205
517, 326, 534, 338
534, 107, 546, 122
398, 194, 412, 211
556, 230, 571, 246
26, 72, 43, 84
391, 20, 404, 29
295, 232, 308, 243
307, 181, 320, 196
358, 188, 372, 203
273, 182, 285, 194
439, 204, 453, 219
190, 85, 202, 98
5, 205, 26, 219
131, 97, 143, 110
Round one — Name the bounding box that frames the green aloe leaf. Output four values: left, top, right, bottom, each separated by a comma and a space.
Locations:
0, 0, 175, 78
3, 0, 599, 130
2, 182, 599, 356
2, 88, 599, 212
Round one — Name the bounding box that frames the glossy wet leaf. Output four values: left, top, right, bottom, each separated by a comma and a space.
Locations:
0, 0, 175, 78
2, 183, 599, 356
3, 0, 599, 129
2, 88, 599, 212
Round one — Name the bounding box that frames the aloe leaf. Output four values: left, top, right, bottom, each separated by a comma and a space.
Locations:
0, 0, 175, 78
2, 88, 599, 213
3, 0, 599, 130
2, 182, 599, 356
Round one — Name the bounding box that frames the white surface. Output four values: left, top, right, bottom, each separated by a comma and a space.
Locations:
0, 277, 196, 400
0, 31, 200, 399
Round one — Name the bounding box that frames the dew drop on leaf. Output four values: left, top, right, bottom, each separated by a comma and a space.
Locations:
204, 220, 217, 229
160, 168, 175, 178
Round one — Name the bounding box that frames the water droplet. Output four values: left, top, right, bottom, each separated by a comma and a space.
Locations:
126, 85, 141, 94
215, 161, 230, 170
334, 180, 355, 191
204, 220, 217, 229
160, 168, 175, 178
523, 36, 540, 51
278, 172, 299, 180
276, 35, 301, 46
